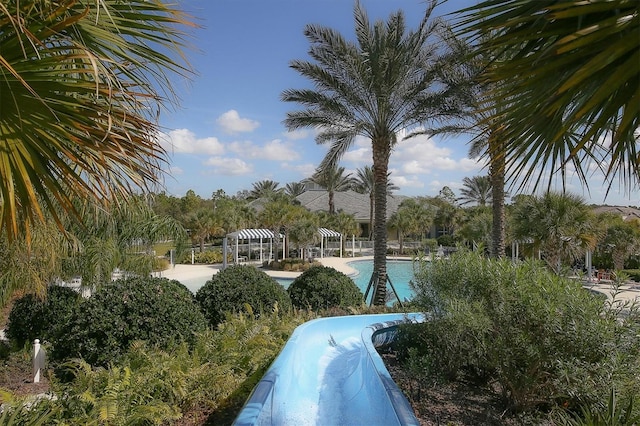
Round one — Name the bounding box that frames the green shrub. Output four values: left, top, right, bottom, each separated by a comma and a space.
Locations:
287, 266, 364, 311
52, 277, 207, 367
178, 249, 228, 264
399, 250, 638, 414
195, 265, 291, 327
622, 269, 640, 282
267, 258, 321, 272
6, 285, 82, 347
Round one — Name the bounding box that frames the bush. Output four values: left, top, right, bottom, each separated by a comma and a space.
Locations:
267, 258, 321, 272
287, 266, 364, 311
398, 250, 639, 414
178, 249, 228, 264
195, 265, 291, 327
52, 277, 207, 366
6, 285, 82, 347
622, 269, 640, 282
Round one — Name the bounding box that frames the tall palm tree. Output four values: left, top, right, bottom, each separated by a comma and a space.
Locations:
305, 165, 354, 214
0, 0, 195, 242
283, 1, 464, 305
458, 176, 492, 207
457, 1, 640, 195
353, 166, 399, 240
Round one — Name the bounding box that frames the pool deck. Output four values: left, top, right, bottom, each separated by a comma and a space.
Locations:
158, 256, 640, 306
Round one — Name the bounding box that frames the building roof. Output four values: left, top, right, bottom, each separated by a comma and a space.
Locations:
296, 190, 407, 222
592, 205, 640, 222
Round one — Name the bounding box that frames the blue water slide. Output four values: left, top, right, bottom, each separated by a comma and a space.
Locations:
233, 313, 424, 426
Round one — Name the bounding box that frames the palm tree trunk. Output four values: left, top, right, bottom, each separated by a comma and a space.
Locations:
372, 144, 390, 306
369, 192, 374, 240
329, 190, 335, 214
489, 132, 506, 258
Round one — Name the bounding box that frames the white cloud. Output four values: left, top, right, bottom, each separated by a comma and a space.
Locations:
161, 129, 225, 155
391, 175, 424, 189
343, 147, 370, 164
228, 139, 300, 161
285, 129, 311, 140
216, 110, 260, 134
282, 162, 317, 178
203, 157, 253, 175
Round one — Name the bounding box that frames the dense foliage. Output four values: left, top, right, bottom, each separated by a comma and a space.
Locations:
196, 265, 291, 327
6, 285, 81, 347
1, 311, 315, 425
52, 277, 207, 366
287, 266, 364, 311
398, 250, 640, 420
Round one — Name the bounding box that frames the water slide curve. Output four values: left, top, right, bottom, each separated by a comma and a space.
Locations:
233, 313, 424, 426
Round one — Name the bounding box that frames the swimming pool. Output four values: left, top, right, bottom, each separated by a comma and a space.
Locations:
348, 259, 417, 303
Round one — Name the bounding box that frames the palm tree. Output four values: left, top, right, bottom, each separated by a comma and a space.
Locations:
185, 208, 225, 252
329, 212, 361, 256
389, 199, 434, 254
457, 1, 640, 195
0, 0, 195, 242
283, 1, 464, 305
510, 192, 598, 274
287, 212, 320, 261
285, 181, 307, 198
305, 165, 354, 214
353, 166, 399, 240
249, 180, 282, 200
598, 215, 640, 272
458, 176, 492, 207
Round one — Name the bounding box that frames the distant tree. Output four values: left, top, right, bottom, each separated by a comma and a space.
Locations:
287, 212, 320, 261
458, 176, 492, 207
511, 192, 597, 274
598, 215, 640, 271
285, 181, 307, 198
330, 212, 361, 256
249, 180, 282, 200
185, 208, 225, 252
180, 190, 203, 215
305, 165, 354, 214
389, 199, 434, 254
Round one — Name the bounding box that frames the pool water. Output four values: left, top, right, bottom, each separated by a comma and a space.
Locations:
348, 259, 417, 303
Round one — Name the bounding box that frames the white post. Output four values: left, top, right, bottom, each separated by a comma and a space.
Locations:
352, 235, 355, 257
191, 248, 195, 265
33, 339, 45, 383
339, 235, 343, 258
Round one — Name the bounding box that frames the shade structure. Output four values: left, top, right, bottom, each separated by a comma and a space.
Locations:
226, 228, 284, 264
318, 227, 342, 258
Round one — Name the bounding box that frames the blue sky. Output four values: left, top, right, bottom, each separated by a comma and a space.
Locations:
157, 0, 638, 207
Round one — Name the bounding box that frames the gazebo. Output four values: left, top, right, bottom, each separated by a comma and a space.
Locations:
225, 228, 284, 264
318, 227, 342, 258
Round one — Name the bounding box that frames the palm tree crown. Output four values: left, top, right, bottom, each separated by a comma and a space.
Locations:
458, 176, 492, 207
456, 0, 640, 194
282, 0, 465, 305
305, 165, 354, 214
0, 0, 195, 240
